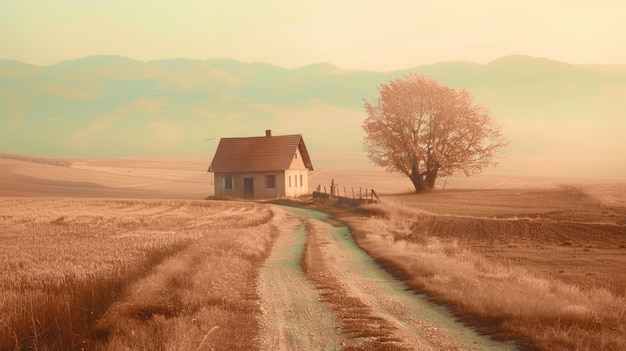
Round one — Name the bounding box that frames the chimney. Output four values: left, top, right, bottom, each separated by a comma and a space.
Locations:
265, 129, 272, 137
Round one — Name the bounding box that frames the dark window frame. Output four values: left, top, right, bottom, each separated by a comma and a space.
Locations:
224, 176, 233, 190
265, 175, 276, 189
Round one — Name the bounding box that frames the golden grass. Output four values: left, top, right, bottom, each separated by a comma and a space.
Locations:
341, 192, 626, 351
0, 197, 274, 350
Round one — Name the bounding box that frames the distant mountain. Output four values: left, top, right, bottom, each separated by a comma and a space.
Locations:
1, 55, 625, 177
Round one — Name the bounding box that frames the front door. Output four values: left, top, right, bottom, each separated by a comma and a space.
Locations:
243, 178, 254, 199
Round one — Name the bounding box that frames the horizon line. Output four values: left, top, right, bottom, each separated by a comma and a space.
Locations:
3, 54, 624, 72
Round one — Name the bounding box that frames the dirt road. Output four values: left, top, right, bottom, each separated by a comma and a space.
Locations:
258, 206, 518, 350
257, 207, 344, 350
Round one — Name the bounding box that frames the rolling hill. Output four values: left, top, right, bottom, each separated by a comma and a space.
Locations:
1, 55, 625, 177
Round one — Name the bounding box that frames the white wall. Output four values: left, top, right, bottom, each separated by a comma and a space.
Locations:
285, 170, 309, 197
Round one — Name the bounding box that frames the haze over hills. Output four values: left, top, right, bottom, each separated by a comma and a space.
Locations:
1, 55, 625, 178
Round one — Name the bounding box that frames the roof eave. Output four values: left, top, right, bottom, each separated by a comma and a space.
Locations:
297, 137, 314, 171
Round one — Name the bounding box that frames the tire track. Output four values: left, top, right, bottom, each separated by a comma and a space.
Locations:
259, 206, 518, 350
257, 207, 344, 350
306, 211, 516, 350
302, 217, 411, 350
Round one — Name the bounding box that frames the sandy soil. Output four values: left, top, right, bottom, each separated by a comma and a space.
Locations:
258, 206, 517, 350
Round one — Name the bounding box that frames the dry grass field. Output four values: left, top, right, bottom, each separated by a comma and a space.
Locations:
0, 197, 275, 350
0, 153, 212, 198
2, 154, 625, 350
340, 183, 626, 350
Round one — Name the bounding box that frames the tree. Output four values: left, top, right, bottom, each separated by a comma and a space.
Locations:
362, 73, 507, 193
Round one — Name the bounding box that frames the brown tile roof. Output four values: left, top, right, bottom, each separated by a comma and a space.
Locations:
208, 134, 314, 172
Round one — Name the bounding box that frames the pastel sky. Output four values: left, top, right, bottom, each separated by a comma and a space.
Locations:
2, 0, 625, 70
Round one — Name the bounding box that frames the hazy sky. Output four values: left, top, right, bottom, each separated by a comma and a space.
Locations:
2, 0, 625, 70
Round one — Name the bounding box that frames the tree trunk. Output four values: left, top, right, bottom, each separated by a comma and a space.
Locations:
423, 169, 438, 191
409, 165, 439, 193
409, 166, 426, 193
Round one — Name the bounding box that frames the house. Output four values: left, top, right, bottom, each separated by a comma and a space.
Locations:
208, 130, 314, 198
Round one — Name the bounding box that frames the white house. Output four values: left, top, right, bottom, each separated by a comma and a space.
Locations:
208, 130, 314, 198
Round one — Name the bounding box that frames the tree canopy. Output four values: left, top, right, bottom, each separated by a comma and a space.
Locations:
362, 73, 507, 193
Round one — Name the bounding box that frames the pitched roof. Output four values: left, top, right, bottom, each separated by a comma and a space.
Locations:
208, 133, 314, 172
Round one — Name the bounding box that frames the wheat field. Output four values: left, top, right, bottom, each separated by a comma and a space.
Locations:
0, 197, 275, 350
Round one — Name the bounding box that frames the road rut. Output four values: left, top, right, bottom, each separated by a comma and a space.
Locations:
257, 207, 344, 350
257, 206, 518, 350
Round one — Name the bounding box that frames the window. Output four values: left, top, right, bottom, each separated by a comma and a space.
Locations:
265, 175, 276, 189
300, 174, 303, 187
295, 175, 298, 187
224, 176, 233, 190
294, 152, 298, 159
289, 175, 291, 188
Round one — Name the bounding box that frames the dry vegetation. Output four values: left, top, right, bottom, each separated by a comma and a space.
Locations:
342, 185, 626, 350
3, 154, 626, 350
0, 197, 275, 350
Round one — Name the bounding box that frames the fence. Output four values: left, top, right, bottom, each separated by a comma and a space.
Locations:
312, 179, 379, 205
